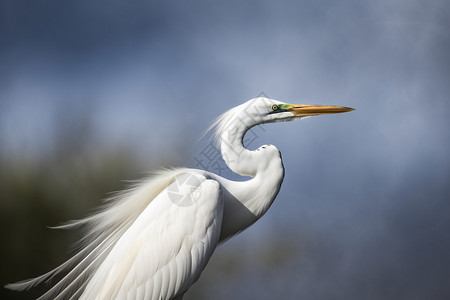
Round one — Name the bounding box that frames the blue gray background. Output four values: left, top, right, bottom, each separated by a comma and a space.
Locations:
1, 1, 449, 299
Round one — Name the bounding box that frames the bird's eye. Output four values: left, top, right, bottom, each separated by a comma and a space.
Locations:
271, 105, 279, 111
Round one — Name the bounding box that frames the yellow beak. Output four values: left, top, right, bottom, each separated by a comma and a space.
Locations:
287, 104, 354, 117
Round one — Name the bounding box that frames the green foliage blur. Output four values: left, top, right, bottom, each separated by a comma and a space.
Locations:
0, 114, 146, 299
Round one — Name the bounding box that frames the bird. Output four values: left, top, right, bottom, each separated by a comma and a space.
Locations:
6, 97, 353, 299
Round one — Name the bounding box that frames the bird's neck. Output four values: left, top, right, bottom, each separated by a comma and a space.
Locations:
214, 123, 285, 241
220, 126, 257, 177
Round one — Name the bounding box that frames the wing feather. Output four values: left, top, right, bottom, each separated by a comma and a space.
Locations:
6, 168, 207, 299
79, 172, 223, 299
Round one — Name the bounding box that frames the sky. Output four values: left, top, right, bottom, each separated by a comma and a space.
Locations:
1, 0, 450, 299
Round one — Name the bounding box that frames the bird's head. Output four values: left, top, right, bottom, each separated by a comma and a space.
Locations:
207, 97, 354, 147
243, 97, 354, 125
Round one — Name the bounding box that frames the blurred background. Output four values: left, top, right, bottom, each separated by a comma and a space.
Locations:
1, 0, 449, 299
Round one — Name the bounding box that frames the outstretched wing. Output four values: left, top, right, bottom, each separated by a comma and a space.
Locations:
80, 172, 223, 300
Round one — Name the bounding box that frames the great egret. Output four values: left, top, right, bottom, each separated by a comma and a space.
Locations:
6, 97, 353, 299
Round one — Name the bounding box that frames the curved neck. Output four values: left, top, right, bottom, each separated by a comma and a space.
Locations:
214, 122, 285, 240
218, 118, 286, 214
220, 125, 257, 177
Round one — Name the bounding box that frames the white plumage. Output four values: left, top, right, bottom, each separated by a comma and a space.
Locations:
6, 97, 353, 299
81, 173, 222, 299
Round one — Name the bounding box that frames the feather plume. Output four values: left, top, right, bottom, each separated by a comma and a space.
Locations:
5, 167, 191, 299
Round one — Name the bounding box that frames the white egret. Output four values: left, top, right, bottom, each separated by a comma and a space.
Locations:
6, 97, 353, 299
